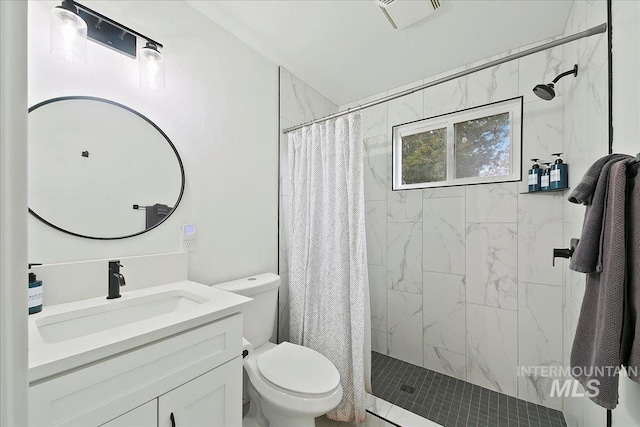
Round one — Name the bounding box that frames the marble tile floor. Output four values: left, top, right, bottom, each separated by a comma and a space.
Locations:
372, 352, 567, 427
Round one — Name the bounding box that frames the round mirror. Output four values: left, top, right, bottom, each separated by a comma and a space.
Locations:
28, 96, 185, 240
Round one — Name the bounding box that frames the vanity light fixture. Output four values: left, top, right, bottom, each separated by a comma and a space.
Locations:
139, 42, 165, 91
49, 0, 165, 90
50, 0, 88, 65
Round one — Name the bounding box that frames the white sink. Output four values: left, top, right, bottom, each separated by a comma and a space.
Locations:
36, 290, 206, 344
28, 280, 253, 383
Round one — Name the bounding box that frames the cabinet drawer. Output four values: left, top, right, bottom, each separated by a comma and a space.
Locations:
99, 400, 157, 427
29, 314, 242, 427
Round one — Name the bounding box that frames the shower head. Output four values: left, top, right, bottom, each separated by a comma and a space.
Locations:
532, 64, 578, 101
533, 83, 556, 101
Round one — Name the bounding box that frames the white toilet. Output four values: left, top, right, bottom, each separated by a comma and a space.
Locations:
214, 273, 343, 427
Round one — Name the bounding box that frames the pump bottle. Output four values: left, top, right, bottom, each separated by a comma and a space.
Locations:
528, 158, 542, 192
541, 162, 552, 191
550, 153, 568, 190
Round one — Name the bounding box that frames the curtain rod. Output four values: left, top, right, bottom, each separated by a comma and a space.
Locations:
283, 22, 607, 134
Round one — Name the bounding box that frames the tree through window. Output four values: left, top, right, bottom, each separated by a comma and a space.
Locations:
392, 97, 522, 190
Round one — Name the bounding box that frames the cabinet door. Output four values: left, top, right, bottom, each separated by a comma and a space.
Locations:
100, 400, 157, 427
158, 357, 242, 427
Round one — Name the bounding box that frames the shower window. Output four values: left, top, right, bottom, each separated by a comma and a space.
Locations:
400, 126, 447, 185
392, 97, 522, 190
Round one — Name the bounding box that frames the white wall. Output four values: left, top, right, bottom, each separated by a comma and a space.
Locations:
0, 2, 29, 424
611, 0, 640, 155
609, 1, 640, 426
28, 1, 278, 285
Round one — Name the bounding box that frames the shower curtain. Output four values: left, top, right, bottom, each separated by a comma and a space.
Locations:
287, 113, 371, 423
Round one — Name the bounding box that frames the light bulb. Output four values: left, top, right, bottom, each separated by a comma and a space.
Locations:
147, 58, 159, 86
50, 5, 87, 65
139, 43, 165, 90
60, 19, 79, 62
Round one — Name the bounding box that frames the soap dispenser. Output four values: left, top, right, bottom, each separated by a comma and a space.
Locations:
528, 158, 542, 192
541, 162, 552, 191
550, 153, 568, 190
28, 264, 43, 315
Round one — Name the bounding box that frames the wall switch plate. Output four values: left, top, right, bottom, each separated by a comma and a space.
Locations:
182, 224, 196, 252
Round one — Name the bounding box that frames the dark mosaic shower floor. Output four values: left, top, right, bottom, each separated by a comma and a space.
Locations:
372, 352, 567, 427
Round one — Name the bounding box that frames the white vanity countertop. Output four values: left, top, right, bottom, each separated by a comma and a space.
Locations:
28, 280, 252, 383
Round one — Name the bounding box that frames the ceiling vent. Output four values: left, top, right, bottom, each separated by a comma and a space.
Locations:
378, 0, 442, 30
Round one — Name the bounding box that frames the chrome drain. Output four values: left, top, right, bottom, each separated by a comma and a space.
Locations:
400, 384, 415, 394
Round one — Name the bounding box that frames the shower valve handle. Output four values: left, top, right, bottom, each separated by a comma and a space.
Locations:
552, 238, 579, 266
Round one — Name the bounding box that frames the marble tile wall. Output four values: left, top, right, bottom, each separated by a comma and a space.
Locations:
561, 1, 609, 425
337, 33, 572, 411
278, 67, 338, 342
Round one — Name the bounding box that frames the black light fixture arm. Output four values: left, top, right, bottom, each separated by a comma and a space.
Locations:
66, 0, 163, 49
59, 0, 78, 13
552, 64, 579, 84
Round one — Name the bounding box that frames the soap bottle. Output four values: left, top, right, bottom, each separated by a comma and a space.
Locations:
528, 158, 542, 192
28, 264, 43, 315
540, 162, 552, 191
550, 153, 568, 190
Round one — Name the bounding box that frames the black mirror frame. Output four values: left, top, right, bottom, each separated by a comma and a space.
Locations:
28, 96, 186, 240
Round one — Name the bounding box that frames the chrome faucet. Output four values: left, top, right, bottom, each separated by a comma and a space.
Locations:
107, 260, 126, 299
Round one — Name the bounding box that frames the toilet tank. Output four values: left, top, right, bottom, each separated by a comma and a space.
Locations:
213, 273, 280, 348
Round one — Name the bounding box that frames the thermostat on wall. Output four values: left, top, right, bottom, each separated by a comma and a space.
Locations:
183, 224, 196, 237
182, 224, 196, 252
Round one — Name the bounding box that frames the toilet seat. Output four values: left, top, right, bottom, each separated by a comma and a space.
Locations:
256, 342, 340, 396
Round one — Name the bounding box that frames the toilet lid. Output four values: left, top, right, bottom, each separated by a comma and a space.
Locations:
256, 342, 340, 396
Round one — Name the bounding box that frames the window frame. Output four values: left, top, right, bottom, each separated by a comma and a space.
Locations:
392, 96, 523, 190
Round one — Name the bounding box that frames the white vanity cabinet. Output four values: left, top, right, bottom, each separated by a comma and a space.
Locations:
100, 400, 157, 427
29, 313, 243, 427
100, 359, 241, 427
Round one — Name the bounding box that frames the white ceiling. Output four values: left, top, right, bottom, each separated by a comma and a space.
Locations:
188, 0, 574, 106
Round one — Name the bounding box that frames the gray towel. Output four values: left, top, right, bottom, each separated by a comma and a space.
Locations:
570, 160, 629, 410
568, 153, 632, 205
622, 162, 640, 381
145, 203, 172, 229
569, 154, 633, 273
